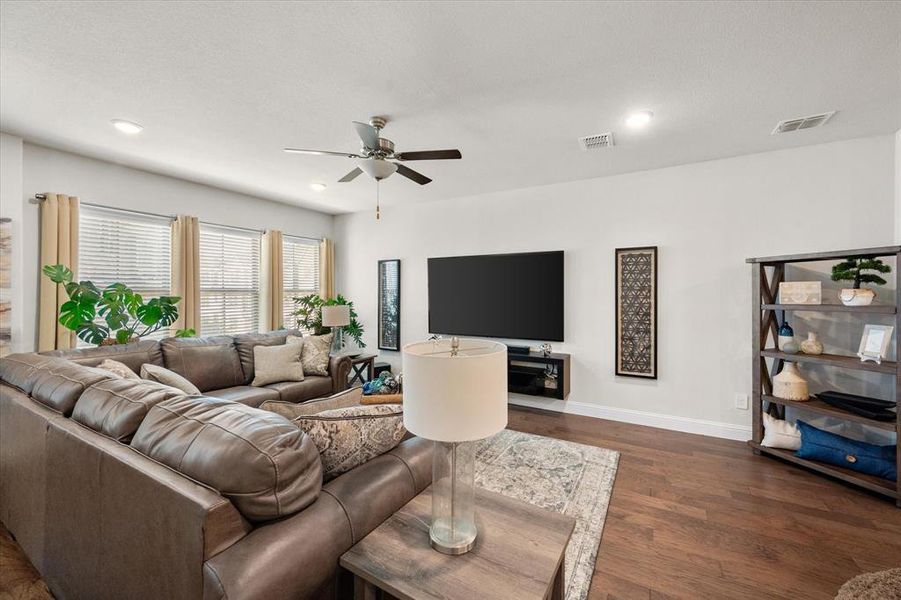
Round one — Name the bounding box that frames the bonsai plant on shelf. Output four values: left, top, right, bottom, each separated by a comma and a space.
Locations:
291, 293, 365, 349
42, 264, 193, 345
830, 258, 892, 306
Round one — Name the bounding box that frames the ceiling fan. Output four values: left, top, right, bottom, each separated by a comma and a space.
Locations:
283, 116, 462, 186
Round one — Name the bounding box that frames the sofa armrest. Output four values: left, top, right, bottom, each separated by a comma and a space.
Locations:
328, 355, 352, 393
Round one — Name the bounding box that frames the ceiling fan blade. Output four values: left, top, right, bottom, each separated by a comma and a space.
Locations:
283, 148, 361, 158
394, 149, 462, 161
338, 167, 363, 183
352, 121, 381, 149
396, 163, 432, 185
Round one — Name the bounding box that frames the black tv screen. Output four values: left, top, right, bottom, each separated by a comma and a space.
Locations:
428, 251, 564, 342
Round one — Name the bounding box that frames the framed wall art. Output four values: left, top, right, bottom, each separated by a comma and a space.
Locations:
378, 259, 401, 351
615, 246, 657, 379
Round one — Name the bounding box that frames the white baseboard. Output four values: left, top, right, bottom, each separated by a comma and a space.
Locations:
507, 395, 752, 442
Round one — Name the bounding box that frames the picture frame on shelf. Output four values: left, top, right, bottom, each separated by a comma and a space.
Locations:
857, 324, 894, 365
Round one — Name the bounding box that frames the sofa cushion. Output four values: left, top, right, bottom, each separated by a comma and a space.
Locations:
251, 343, 304, 386
131, 395, 322, 522
261, 386, 363, 419
234, 329, 301, 384
27, 359, 117, 416
291, 334, 332, 377
295, 404, 406, 479
0, 353, 58, 394
265, 377, 333, 404
140, 364, 202, 395
42, 339, 163, 374
159, 335, 244, 392
72, 378, 186, 442
204, 386, 280, 408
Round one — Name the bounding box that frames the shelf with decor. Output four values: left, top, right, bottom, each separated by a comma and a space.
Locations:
747, 245, 900, 507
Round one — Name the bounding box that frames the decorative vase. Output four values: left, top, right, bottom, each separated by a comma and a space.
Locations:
773, 363, 809, 401
839, 288, 876, 306
800, 332, 824, 355
777, 319, 794, 351
782, 340, 800, 354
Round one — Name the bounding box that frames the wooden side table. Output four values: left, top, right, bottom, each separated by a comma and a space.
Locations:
340, 486, 575, 600
347, 353, 377, 385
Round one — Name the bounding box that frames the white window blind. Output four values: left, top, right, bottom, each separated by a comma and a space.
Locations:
200, 224, 261, 336
78, 205, 172, 342
282, 235, 320, 331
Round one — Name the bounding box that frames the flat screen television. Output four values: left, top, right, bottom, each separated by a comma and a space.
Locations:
428, 251, 564, 342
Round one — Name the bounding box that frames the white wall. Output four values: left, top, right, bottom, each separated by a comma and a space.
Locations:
11, 142, 334, 351
0, 133, 25, 353
334, 135, 897, 439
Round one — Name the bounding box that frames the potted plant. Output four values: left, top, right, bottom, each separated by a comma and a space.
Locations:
291, 293, 365, 349
830, 258, 892, 306
43, 264, 192, 345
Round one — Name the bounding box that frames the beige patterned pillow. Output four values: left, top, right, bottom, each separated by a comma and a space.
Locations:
260, 386, 363, 419
98, 359, 141, 380
290, 333, 332, 376
140, 363, 202, 395
251, 343, 304, 386
294, 404, 405, 479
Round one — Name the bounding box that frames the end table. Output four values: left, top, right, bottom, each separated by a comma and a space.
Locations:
347, 353, 378, 385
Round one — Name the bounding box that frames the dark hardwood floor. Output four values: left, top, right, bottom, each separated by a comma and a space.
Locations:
507, 406, 901, 600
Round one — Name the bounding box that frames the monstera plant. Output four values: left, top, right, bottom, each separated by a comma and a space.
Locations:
42, 264, 192, 345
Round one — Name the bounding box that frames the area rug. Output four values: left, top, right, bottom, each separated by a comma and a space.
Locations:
835, 568, 901, 600
0, 522, 53, 600
475, 429, 619, 600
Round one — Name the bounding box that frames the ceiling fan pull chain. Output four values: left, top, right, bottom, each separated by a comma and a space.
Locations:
376, 180, 380, 221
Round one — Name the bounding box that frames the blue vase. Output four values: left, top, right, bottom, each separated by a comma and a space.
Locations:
778, 319, 794, 351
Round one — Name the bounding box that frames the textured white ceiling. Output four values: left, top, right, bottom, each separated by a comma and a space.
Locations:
1, 1, 899, 215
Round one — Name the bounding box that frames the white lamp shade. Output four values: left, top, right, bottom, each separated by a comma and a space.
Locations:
402, 338, 508, 442
356, 158, 398, 181
321, 304, 350, 327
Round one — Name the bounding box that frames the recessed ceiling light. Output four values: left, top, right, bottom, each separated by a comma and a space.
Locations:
111, 119, 143, 134
625, 111, 653, 128
310, 182, 327, 191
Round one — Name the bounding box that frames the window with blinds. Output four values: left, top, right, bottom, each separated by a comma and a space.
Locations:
78, 205, 172, 342
199, 224, 261, 336
282, 235, 320, 331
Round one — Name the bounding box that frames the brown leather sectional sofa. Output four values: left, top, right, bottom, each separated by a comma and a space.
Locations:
0, 333, 433, 600
42, 330, 353, 407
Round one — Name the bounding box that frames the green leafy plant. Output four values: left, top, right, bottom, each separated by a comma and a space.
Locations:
291, 293, 365, 348
42, 264, 182, 345
831, 258, 891, 289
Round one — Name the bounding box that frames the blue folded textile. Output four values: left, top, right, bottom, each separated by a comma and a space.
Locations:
796, 421, 896, 481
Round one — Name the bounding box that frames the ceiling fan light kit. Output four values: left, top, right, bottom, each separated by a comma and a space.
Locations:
284, 115, 462, 219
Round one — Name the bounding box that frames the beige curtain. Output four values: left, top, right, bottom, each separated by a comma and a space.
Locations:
319, 238, 335, 300
171, 215, 200, 334
38, 194, 79, 351
261, 229, 284, 331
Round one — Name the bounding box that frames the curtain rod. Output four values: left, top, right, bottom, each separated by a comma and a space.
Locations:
31, 194, 323, 243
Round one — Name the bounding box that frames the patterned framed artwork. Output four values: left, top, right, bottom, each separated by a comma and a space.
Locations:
615, 246, 657, 379
378, 259, 401, 351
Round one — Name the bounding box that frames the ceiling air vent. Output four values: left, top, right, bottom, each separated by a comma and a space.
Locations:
579, 132, 614, 150
771, 111, 836, 134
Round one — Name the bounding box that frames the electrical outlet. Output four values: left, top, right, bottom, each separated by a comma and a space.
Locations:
734, 393, 749, 410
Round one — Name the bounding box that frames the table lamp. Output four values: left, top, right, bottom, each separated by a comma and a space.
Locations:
321, 304, 350, 354
402, 337, 508, 555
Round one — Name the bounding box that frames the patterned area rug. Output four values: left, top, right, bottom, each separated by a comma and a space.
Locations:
0, 523, 53, 600
475, 429, 620, 600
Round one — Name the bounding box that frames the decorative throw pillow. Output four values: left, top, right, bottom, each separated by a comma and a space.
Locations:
294, 403, 405, 479
97, 359, 142, 380
761, 412, 801, 450
260, 386, 363, 419
251, 343, 304, 386
140, 363, 202, 395
290, 333, 332, 377
796, 420, 896, 481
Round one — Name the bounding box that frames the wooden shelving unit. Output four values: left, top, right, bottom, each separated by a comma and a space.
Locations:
747, 246, 900, 506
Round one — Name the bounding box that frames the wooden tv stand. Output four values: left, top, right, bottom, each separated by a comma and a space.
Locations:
507, 350, 570, 400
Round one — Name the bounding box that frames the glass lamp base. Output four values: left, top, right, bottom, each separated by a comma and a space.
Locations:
330, 327, 344, 354
430, 440, 477, 555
